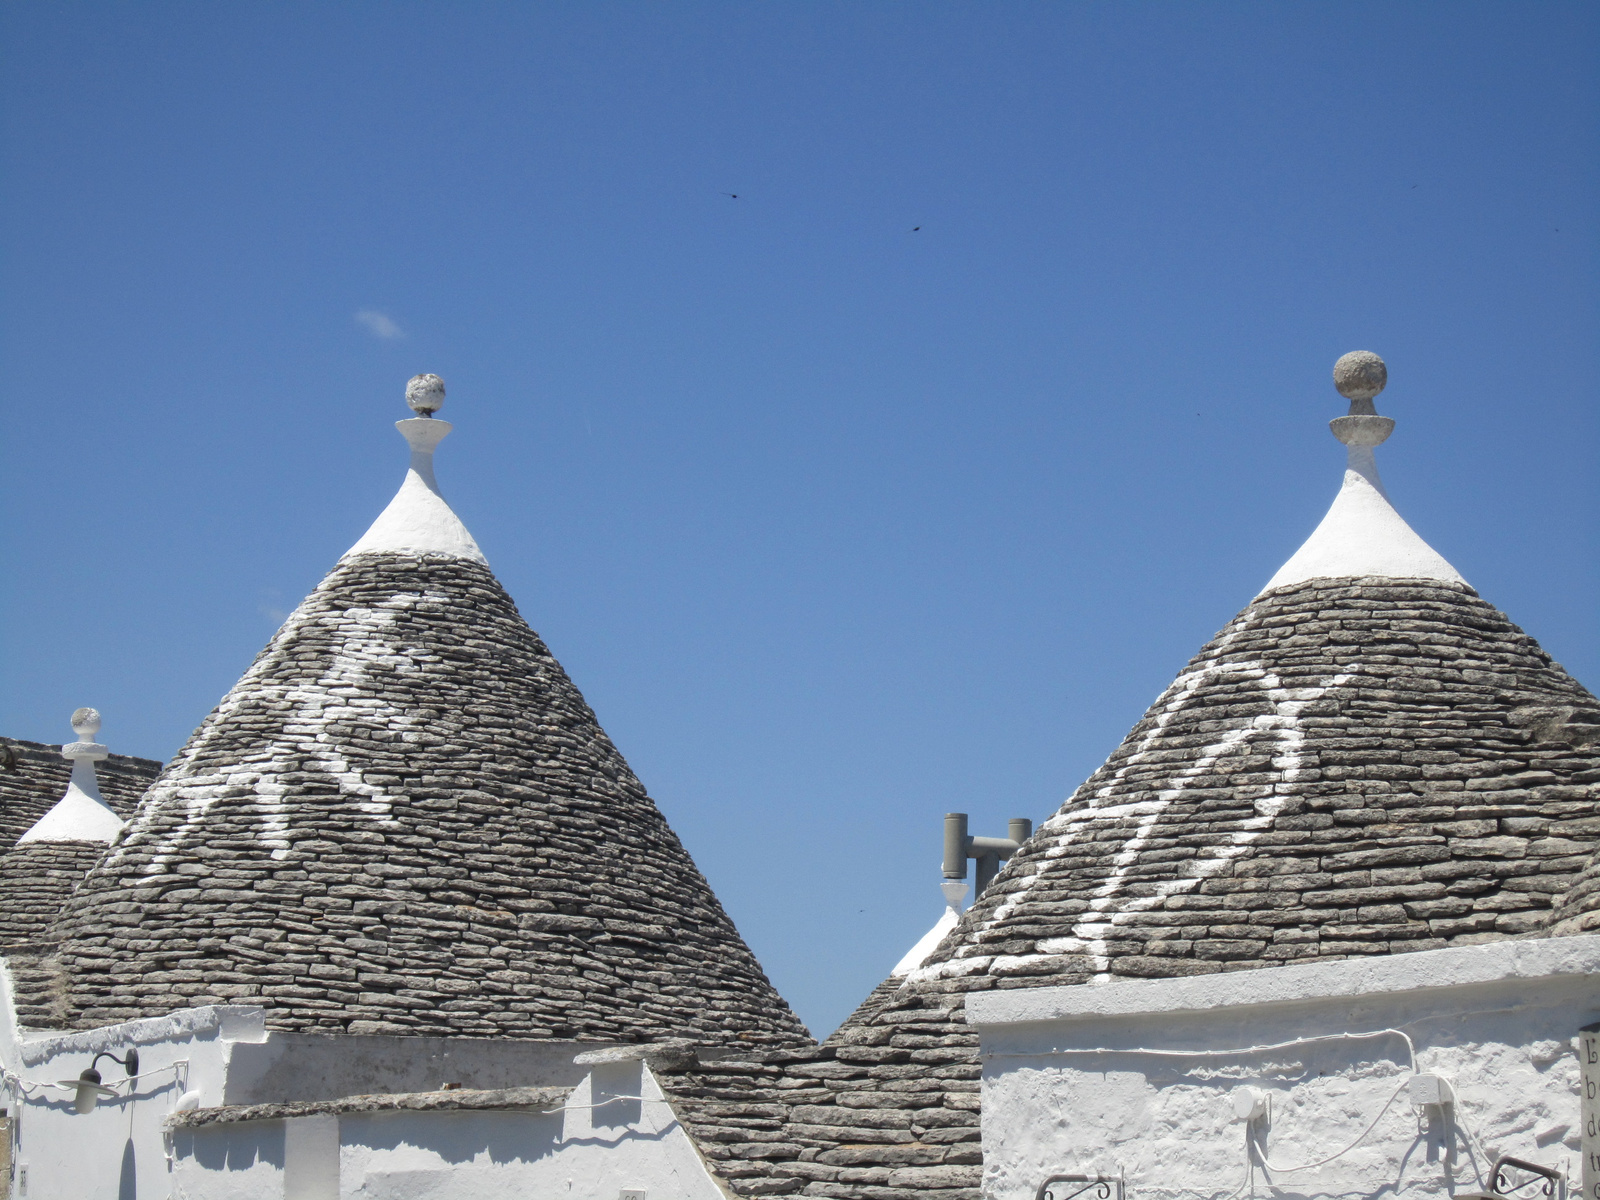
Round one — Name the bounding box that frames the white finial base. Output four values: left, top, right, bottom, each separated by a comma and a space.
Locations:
1261, 354, 1463, 592
342, 415, 487, 564
18, 711, 125, 844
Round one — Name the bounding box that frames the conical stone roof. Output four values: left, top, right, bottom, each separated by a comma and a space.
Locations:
653, 354, 1600, 1199
918, 575, 1600, 985
916, 355, 1600, 984
38, 381, 807, 1045
661, 573, 1600, 1198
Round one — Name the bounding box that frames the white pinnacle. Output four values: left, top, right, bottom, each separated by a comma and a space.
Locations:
19, 708, 126, 845
1262, 353, 1464, 593
343, 375, 488, 565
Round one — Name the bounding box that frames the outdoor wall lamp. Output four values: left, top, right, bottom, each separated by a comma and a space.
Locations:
61, 1049, 139, 1114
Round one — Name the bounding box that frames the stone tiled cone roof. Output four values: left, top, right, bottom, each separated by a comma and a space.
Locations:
921, 577, 1600, 984
660, 574, 1600, 1198
1549, 846, 1600, 934
35, 552, 808, 1046
0, 843, 114, 945
659, 991, 982, 1200
0, 739, 160, 945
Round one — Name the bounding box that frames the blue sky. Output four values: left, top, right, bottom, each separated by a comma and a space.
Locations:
2, 2, 1595, 1036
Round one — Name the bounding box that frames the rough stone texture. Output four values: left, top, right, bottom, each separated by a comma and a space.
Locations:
922, 578, 1600, 985
661, 576, 1600, 1196
34, 551, 808, 1048
1549, 844, 1600, 934
825, 976, 907, 1043
1333, 350, 1387, 403
169, 1085, 572, 1128
0, 843, 112, 943
658, 993, 983, 1200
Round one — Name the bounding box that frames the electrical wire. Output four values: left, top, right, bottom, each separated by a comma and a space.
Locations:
984, 1028, 1418, 1071
1213, 1122, 1256, 1200
1255, 1078, 1413, 1174
1451, 1102, 1501, 1191
0, 1068, 59, 1097
0, 1058, 184, 1101
532, 1094, 652, 1115
990, 1029, 1419, 1194
122, 1063, 185, 1085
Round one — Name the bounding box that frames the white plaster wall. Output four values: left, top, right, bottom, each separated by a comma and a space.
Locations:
0, 971, 267, 1200
171, 1064, 729, 1200
974, 942, 1600, 1200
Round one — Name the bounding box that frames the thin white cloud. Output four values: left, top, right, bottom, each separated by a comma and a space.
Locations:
355, 309, 404, 340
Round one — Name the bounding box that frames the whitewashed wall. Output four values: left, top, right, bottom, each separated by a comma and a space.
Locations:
169, 1063, 729, 1200
0, 971, 265, 1200
968, 936, 1600, 1200
0, 952, 659, 1200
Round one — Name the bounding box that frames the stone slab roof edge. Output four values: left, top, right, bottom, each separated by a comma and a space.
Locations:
168, 1084, 573, 1128
966, 933, 1600, 1027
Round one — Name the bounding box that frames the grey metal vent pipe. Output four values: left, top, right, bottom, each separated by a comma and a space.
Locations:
943, 813, 1033, 899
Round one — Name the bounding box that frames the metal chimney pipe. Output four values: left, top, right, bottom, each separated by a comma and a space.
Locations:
974, 849, 1002, 898
1008, 817, 1033, 845
943, 813, 970, 879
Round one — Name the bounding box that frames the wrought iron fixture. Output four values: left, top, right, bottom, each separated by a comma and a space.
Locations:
59, 1049, 139, 1114
1457, 1154, 1563, 1200
1035, 1173, 1124, 1200
1491, 1156, 1562, 1197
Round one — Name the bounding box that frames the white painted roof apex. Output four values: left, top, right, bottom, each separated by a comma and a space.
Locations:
891, 881, 970, 977
1261, 352, 1464, 594
343, 374, 488, 565
18, 709, 126, 845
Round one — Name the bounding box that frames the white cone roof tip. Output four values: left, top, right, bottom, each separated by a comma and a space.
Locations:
891, 880, 968, 977
19, 708, 126, 845
1261, 354, 1464, 595
343, 415, 487, 566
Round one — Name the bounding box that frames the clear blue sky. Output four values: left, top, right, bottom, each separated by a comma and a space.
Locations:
3, 2, 1596, 1036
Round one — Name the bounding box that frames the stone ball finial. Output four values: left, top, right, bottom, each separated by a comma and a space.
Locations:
70, 707, 101, 738
405, 373, 446, 417
1333, 351, 1387, 403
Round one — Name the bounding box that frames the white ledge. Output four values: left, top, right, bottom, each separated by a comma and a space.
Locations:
16, 1005, 267, 1065
965, 935, 1600, 1028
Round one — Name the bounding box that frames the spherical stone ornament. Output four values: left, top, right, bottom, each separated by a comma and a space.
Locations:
1333, 351, 1387, 402
406, 373, 446, 416
70, 708, 101, 738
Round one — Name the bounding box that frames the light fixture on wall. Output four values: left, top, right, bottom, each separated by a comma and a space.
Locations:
60, 1049, 139, 1114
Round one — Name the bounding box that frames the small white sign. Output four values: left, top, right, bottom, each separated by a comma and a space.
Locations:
619, 1190, 647, 1200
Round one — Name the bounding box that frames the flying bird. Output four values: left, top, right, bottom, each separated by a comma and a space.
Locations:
912, 226, 921, 232
722, 193, 739, 199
